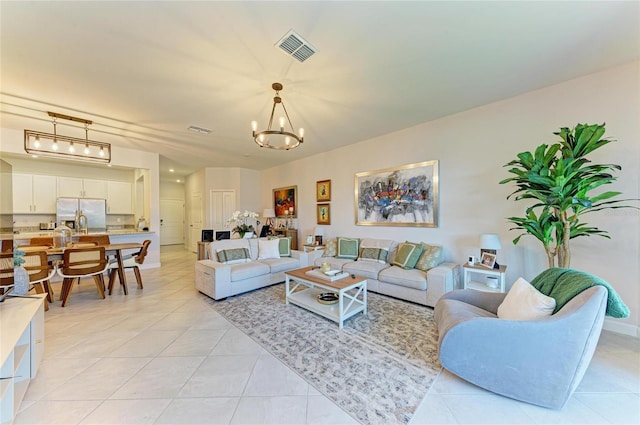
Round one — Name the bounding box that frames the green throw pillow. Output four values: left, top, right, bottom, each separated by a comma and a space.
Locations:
217, 248, 250, 264
359, 247, 388, 264
415, 244, 443, 271
337, 237, 359, 259
391, 242, 424, 269
322, 239, 337, 257
278, 237, 291, 257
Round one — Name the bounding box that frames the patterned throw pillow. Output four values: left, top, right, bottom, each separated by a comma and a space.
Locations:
322, 238, 338, 257
278, 237, 291, 257
359, 247, 388, 264
391, 242, 424, 270
414, 244, 443, 271
337, 237, 360, 259
216, 248, 250, 264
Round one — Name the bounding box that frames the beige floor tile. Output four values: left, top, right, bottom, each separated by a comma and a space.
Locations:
13, 400, 101, 424
306, 395, 360, 424
159, 328, 228, 356
230, 395, 308, 425
178, 355, 259, 397
79, 399, 172, 424
410, 394, 458, 425
155, 397, 240, 424
243, 352, 309, 397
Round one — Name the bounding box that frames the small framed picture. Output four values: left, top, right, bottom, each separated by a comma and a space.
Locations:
316, 180, 331, 202
480, 252, 496, 269
317, 203, 331, 225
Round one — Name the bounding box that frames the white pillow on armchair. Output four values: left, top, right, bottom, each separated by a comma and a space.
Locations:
497, 277, 556, 320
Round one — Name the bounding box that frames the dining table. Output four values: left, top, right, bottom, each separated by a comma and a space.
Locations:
20, 242, 143, 295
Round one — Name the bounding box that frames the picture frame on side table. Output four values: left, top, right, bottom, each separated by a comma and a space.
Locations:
480, 252, 496, 269
317, 203, 331, 225
273, 185, 298, 217
354, 160, 439, 227
316, 179, 331, 202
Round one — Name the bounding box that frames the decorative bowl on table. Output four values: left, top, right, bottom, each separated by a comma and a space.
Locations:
316, 292, 339, 305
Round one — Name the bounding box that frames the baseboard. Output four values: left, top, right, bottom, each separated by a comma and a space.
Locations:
603, 318, 640, 338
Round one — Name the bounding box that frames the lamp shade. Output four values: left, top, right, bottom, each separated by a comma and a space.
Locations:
262, 208, 275, 218
314, 227, 325, 237
480, 233, 502, 250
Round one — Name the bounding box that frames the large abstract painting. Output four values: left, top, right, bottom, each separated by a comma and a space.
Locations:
355, 160, 439, 227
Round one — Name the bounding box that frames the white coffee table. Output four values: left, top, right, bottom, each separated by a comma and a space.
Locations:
284, 266, 367, 328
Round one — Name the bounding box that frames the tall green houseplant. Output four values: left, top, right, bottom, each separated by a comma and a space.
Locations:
500, 123, 637, 268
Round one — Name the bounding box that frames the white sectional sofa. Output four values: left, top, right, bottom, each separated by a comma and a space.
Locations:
309, 237, 460, 307
195, 237, 309, 300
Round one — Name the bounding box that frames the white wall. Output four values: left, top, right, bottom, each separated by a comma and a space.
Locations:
261, 61, 640, 336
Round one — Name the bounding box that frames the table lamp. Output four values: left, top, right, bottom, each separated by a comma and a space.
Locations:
262, 208, 275, 227
314, 226, 325, 245
480, 233, 501, 269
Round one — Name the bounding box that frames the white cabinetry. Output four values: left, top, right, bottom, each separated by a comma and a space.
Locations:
106, 181, 133, 214
0, 295, 45, 424
58, 177, 107, 199
12, 173, 57, 214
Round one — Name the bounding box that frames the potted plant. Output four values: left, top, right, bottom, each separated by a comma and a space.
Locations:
226, 210, 259, 238
12, 246, 30, 295
500, 123, 637, 268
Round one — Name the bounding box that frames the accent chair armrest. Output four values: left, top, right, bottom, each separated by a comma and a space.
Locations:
440, 289, 507, 314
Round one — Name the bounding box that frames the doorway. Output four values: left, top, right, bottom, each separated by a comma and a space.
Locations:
160, 199, 184, 245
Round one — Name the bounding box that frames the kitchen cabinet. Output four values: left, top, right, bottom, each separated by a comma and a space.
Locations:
0, 295, 45, 424
106, 181, 133, 214
12, 173, 57, 214
58, 177, 107, 199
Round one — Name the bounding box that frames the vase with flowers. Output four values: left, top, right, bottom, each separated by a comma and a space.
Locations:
13, 246, 30, 295
226, 210, 259, 238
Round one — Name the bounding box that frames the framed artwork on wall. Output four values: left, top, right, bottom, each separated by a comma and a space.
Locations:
273, 185, 298, 217
316, 179, 331, 202
317, 203, 331, 225
354, 160, 439, 227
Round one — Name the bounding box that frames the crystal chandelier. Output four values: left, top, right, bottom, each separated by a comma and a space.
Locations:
251, 83, 304, 150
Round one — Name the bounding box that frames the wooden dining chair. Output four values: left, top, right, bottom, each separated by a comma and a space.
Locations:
29, 237, 53, 247
0, 252, 14, 296
56, 246, 108, 307
78, 235, 111, 245
22, 250, 56, 311
107, 240, 151, 294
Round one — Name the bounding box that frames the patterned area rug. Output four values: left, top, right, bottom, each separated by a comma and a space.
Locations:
208, 284, 442, 425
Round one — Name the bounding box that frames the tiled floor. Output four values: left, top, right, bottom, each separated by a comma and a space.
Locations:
14, 245, 640, 425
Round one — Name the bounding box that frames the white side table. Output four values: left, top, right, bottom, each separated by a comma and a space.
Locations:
303, 244, 325, 252
463, 263, 507, 293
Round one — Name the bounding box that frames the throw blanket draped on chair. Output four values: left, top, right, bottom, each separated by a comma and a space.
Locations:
530, 267, 629, 318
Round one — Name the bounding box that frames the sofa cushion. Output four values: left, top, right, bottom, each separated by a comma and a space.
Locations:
343, 261, 389, 280
322, 238, 337, 257
378, 265, 427, 290
209, 239, 251, 261
229, 261, 270, 282
359, 238, 394, 251
359, 247, 388, 264
391, 242, 424, 269
216, 248, 251, 264
337, 237, 360, 259
258, 238, 281, 260
497, 277, 556, 320
278, 237, 291, 257
415, 244, 443, 271
313, 256, 354, 270
260, 257, 300, 274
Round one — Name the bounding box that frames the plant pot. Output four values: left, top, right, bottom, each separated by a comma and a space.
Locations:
13, 266, 30, 295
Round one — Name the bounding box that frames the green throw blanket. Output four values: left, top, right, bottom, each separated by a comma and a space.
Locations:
530, 268, 629, 318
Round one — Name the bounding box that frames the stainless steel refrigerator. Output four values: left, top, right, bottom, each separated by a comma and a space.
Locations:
56, 198, 107, 231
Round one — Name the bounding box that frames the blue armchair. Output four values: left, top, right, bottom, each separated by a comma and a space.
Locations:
434, 269, 610, 409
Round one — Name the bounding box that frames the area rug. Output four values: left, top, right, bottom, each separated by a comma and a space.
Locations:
207, 284, 442, 425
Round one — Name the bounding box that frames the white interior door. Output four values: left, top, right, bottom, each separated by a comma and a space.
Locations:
160, 199, 184, 245
189, 192, 202, 252
210, 190, 236, 233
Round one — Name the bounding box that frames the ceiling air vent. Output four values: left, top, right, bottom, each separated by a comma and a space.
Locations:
275, 30, 317, 63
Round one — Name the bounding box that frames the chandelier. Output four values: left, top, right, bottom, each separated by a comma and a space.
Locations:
24, 112, 111, 163
251, 82, 304, 150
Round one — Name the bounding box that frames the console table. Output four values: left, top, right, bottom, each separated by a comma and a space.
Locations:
1, 294, 45, 423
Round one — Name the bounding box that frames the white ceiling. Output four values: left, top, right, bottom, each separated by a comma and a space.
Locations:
1, 1, 638, 182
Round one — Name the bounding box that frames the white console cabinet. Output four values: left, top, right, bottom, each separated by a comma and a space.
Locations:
0, 295, 45, 424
